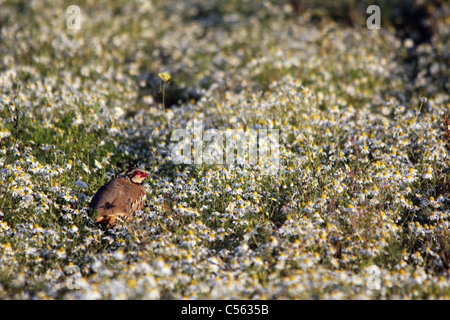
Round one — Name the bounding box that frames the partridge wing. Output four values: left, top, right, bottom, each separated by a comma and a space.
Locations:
89, 179, 129, 223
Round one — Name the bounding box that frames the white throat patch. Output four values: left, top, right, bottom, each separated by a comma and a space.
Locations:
131, 175, 145, 184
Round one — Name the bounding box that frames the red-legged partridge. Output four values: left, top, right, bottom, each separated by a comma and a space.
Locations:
89, 167, 148, 226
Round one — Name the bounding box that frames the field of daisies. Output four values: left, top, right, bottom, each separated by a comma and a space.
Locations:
0, 0, 449, 299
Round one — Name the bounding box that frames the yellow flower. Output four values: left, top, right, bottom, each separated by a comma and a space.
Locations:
158, 72, 171, 82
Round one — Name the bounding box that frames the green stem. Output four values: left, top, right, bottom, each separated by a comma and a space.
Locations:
162, 82, 165, 111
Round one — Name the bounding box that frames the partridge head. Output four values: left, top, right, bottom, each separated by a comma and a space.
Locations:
89, 167, 149, 226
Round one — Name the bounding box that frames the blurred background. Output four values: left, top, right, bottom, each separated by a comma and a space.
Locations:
0, 0, 448, 109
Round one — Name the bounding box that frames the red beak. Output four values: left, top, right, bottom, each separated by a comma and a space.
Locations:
140, 172, 149, 177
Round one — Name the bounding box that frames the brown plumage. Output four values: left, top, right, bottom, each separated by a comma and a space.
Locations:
89, 167, 149, 226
